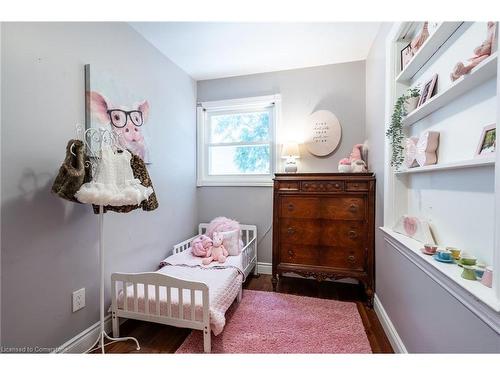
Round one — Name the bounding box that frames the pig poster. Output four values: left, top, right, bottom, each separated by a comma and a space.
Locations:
85, 64, 151, 163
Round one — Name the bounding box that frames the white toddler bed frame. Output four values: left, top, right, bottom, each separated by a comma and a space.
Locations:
110, 224, 257, 353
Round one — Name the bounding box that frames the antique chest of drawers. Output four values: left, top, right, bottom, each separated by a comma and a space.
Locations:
272, 173, 375, 305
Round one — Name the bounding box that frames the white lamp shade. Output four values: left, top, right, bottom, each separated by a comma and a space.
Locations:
281, 143, 300, 158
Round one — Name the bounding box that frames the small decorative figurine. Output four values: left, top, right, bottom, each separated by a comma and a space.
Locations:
338, 144, 368, 173
450, 22, 496, 82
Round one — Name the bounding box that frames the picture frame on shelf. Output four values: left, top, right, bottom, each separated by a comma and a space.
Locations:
475, 123, 496, 157
400, 43, 413, 71
417, 74, 438, 107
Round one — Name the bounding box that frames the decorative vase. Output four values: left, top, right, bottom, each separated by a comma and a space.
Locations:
404, 96, 420, 114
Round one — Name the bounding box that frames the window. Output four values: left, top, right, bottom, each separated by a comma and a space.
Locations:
197, 95, 280, 186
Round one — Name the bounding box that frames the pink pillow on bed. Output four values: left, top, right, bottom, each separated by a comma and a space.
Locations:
220, 230, 240, 256
206, 217, 240, 238
191, 235, 213, 257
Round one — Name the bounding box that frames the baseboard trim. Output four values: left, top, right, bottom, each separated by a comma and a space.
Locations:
373, 294, 408, 353
257, 262, 272, 275
54, 314, 113, 353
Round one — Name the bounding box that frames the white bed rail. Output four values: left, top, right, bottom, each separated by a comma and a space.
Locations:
110, 272, 211, 352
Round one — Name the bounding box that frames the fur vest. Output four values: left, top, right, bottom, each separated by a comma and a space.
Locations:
51, 140, 92, 203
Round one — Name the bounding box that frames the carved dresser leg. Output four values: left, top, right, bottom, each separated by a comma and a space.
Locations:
271, 275, 278, 292
365, 286, 374, 308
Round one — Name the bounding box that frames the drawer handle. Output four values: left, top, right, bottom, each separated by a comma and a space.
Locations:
348, 204, 358, 213
348, 230, 358, 239
287, 227, 295, 235
288, 203, 295, 211
353, 183, 359, 188
347, 255, 356, 264
304, 183, 309, 188
334, 183, 340, 189
288, 249, 294, 257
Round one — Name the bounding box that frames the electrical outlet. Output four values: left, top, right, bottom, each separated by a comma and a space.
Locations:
72, 288, 85, 312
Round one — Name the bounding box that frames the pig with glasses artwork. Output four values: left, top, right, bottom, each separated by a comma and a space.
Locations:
87, 90, 150, 161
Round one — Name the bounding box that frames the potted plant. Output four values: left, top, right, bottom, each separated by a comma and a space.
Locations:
386, 87, 420, 168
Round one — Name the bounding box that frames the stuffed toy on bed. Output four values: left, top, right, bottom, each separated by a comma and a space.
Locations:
202, 232, 229, 265
191, 234, 213, 258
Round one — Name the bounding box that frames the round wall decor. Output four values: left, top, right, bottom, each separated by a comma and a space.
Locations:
305, 110, 342, 156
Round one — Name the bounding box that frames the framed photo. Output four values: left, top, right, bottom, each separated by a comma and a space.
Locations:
475, 124, 496, 157
417, 74, 438, 107
400, 43, 413, 71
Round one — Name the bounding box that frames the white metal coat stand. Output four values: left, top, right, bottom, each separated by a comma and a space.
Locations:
75, 125, 140, 354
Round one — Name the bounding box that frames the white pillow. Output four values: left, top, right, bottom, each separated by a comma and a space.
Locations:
220, 229, 240, 256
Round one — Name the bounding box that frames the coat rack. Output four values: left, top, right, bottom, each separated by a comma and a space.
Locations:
76, 125, 140, 354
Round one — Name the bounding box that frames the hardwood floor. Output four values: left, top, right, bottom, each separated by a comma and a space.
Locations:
99, 274, 394, 354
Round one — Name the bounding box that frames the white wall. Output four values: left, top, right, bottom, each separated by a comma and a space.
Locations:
366, 23, 500, 353
1, 22, 198, 350
197, 62, 367, 264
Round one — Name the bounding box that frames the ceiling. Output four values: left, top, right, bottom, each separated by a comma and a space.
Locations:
130, 22, 381, 80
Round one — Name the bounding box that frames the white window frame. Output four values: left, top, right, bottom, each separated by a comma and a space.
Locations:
197, 94, 281, 187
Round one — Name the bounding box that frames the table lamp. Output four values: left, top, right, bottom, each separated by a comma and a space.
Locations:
282, 143, 300, 173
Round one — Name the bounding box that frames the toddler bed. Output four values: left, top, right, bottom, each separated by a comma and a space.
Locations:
110, 223, 257, 353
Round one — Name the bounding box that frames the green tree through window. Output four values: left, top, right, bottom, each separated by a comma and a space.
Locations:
211, 111, 270, 173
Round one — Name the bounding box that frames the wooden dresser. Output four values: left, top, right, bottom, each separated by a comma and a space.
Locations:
272, 173, 375, 306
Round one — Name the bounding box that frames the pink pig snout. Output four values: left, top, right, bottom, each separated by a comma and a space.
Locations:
122, 125, 144, 143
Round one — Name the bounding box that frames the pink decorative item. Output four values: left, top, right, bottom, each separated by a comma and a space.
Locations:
202, 232, 229, 265
337, 144, 367, 173
338, 158, 352, 173
404, 137, 419, 168
481, 266, 493, 288
403, 217, 418, 236
190, 235, 213, 258
415, 131, 440, 166
393, 215, 435, 244
410, 22, 430, 54
450, 22, 496, 82
175, 290, 372, 353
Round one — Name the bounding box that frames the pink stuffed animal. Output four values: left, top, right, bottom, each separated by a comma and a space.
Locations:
202, 232, 229, 265
191, 235, 213, 258
451, 22, 496, 82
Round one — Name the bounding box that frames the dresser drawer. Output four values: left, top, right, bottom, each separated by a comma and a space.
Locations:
321, 246, 365, 271
280, 219, 365, 247
280, 244, 319, 266
280, 196, 366, 220
275, 181, 300, 191
346, 181, 369, 191
280, 244, 365, 271
301, 181, 344, 192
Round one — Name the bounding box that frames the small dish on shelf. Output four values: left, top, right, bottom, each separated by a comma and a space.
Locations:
421, 248, 436, 256
433, 254, 455, 264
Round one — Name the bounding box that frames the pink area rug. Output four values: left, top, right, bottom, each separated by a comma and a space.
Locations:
175, 290, 372, 354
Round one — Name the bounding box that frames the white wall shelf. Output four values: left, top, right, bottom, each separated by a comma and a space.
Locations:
396, 22, 463, 84
395, 156, 495, 175
403, 52, 498, 127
